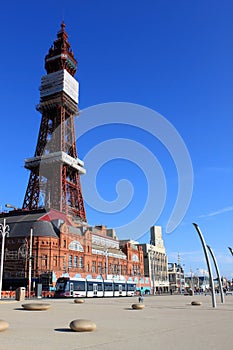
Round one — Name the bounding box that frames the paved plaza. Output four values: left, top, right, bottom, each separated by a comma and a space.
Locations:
0, 294, 233, 350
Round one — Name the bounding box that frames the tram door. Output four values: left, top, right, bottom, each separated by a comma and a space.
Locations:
70, 282, 74, 297
119, 284, 122, 296
93, 283, 98, 296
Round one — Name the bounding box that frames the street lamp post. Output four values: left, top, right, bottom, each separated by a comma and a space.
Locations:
228, 247, 233, 256
105, 249, 108, 279
192, 223, 216, 308
190, 267, 194, 292
182, 264, 185, 292
5, 203, 18, 211
207, 245, 225, 304
0, 219, 10, 299
150, 248, 155, 295
28, 227, 33, 299
203, 270, 206, 292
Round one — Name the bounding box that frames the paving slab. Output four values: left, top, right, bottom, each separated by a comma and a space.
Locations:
0, 294, 233, 350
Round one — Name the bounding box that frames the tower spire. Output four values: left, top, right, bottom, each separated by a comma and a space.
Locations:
45, 21, 77, 76
22, 24, 87, 222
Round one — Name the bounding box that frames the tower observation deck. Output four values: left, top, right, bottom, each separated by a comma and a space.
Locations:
22, 22, 87, 222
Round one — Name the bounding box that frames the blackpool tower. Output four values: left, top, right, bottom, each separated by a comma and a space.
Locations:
22, 22, 87, 222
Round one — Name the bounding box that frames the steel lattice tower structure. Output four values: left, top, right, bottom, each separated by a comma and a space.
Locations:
22, 22, 87, 222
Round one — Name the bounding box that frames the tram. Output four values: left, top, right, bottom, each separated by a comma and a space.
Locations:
54, 277, 136, 298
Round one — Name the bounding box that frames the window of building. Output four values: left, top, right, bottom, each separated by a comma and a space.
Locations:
92, 261, 96, 273
169, 274, 175, 282
98, 262, 102, 274
109, 263, 114, 274
41, 255, 47, 268
63, 256, 67, 272
68, 255, 72, 268
114, 264, 118, 274
53, 255, 57, 267
74, 256, 78, 268
79, 256, 83, 269
69, 240, 84, 252
132, 254, 139, 261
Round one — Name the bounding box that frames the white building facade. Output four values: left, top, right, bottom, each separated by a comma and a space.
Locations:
137, 226, 169, 294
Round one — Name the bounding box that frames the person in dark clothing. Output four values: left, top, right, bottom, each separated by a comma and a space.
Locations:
138, 290, 144, 303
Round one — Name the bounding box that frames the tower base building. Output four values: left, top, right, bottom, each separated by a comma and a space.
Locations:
0, 209, 145, 293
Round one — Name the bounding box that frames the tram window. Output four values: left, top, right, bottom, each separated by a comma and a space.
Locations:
114, 283, 126, 291
56, 282, 65, 291
104, 283, 113, 291
87, 283, 93, 291
73, 281, 85, 291
127, 284, 136, 291
97, 283, 103, 291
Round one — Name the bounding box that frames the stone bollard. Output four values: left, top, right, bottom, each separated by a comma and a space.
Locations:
191, 301, 202, 306
132, 303, 145, 310
22, 303, 51, 311
74, 299, 85, 304
69, 319, 96, 332
0, 320, 9, 332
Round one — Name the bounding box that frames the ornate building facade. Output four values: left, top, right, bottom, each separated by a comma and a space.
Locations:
137, 226, 169, 294
168, 262, 185, 293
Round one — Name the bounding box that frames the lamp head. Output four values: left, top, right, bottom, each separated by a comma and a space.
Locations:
5, 203, 18, 210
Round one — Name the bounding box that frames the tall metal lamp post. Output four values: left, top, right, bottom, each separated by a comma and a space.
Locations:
150, 248, 155, 295
105, 249, 108, 279
207, 245, 224, 304
192, 223, 216, 308
228, 247, 233, 256
0, 219, 10, 299
28, 227, 33, 299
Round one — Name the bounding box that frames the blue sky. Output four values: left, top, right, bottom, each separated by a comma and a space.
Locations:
0, 1, 232, 278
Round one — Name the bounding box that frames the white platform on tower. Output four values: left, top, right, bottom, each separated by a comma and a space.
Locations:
24, 151, 86, 174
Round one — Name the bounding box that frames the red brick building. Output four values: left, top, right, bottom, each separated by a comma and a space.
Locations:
0, 209, 145, 292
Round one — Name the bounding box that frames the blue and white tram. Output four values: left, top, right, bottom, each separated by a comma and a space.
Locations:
54, 277, 136, 298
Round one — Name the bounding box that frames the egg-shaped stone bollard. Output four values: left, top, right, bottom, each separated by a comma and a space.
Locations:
22, 303, 51, 311
0, 320, 9, 332
131, 303, 145, 310
74, 299, 85, 304
69, 319, 96, 332
191, 301, 202, 306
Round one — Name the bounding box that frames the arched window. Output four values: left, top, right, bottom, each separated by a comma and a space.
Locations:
132, 254, 139, 262
69, 240, 84, 252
